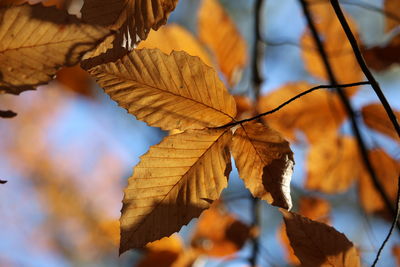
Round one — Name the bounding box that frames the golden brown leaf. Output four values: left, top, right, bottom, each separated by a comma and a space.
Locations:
190, 201, 251, 257
137, 235, 183, 267
138, 24, 212, 67
392, 244, 400, 266
198, 0, 247, 86
279, 197, 331, 266
362, 103, 400, 141
362, 35, 400, 71
282, 210, 361, 267
0, 4, 109, 94
120, 128, 232, 253
358, 149, 400, 219
257, 82, 346, 144
81, 0, 178, 46
88, 49, 236, 131
305, 136, 360, 193
385, 0, 400, 32
301, 2, 361, 95
56, 65, 93, 97
231, 121, 294, 209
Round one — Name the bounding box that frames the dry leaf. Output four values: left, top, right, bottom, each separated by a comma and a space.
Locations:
231, 121, 294, 209
301, 2, 361, 95
88, 49, 236, 131
358, 149, 400, 219
190, 201, 252, 257
305, 136, 360, 193
362, 103, 400, 141
392, 244, 400, 266
56, 65, 93, 97
385, 0, 400, 32
120, 128, 232, 253
362, 35, 400, 71
0, 4, 109, 94
138, 24, 212, 67
81, 0, 178, 46
198, 0, 247, 86
279, 197, 331, 266
282, 210, 361, 267
257, 82, 346, 144
137, 235, 183, 267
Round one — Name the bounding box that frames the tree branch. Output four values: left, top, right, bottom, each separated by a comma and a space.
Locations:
219, 81, 370, 128
298, 0, 400, 233
329, 0, 400, 264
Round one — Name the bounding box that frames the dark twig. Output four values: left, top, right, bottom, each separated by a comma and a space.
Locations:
219, 81, 370, 128
249, 0, 264, 265
0, 110, 17, 118
298, 0, 399, 231
0, 180, 7, 184
329, 0, 400, 264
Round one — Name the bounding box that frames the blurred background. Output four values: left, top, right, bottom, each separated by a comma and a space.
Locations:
1, 0, 400, 266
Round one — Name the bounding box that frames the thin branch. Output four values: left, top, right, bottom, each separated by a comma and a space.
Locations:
249, 0, 264, 265
329, 0, 400, 264
372, 175, 400, 267
219, 81, 370, 128
299, 0, 400, 232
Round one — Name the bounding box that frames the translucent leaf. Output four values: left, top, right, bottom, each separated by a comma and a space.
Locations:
0, 4, 109, 94
362, 103, 400, 141
231, 121, 294, 209
88, 49, 236, 131
120, 128, 232, 253
198, 0, 247, 86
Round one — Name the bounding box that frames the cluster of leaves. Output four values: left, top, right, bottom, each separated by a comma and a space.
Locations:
1, 0, 400, 266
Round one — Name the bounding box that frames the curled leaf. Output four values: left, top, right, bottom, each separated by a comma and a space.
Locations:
0, 4, 109, 94
231, 121, 294, 209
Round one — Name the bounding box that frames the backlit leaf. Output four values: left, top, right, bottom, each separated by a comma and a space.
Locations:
362, 35, 400, 71
0, 4, 109, 94
301, 2, 361, 95
358, 149, 400, 219
138, 24, 212, 67
190, 200, 252, 257
81, 0, 178, 46
198, 0, 247, 86
362, 103, 400, 141
88, 49, 236, 131
385, 0, 400, 32
55, 65, 93, 97
137, 235, 183, 267
257, 82, 346, 144
305, 136, 360, 193
231, 121, 294, 209
120, 128, 232, 253
282, 210, 361, 267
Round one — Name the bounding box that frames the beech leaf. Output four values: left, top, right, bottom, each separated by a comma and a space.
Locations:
362, 103, 400, 141
301, 2, 361, 94
88, 49, 237, 131
305, 136, 360, 193
257, 82, 346, 144
282, 210, 361, 267
0, 4, 109, 94
138, 24, 212, 67
198, 0, 247, 86
231, 121, 294, 209
120, 128, 232, 253
359, 149, 400, 219
81, 0, 178, 46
